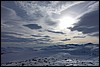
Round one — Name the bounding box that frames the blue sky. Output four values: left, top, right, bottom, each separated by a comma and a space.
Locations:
1, 1, 99, 47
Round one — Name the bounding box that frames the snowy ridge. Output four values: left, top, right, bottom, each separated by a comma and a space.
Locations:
1, 43, 99, 66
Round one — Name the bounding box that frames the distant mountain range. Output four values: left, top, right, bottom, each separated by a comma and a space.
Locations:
1, 43, 99, 66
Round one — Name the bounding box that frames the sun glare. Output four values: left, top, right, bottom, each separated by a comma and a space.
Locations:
58, 16, 79, 30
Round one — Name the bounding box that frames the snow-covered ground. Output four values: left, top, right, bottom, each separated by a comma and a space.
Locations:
1, 43, 99, 66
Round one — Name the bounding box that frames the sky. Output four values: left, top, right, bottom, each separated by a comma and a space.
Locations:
1, 1, 99, 47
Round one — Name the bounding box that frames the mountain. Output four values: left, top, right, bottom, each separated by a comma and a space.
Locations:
1, 43, 99, 66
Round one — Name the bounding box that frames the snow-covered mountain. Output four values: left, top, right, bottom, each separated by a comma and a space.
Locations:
1, 43, 99, 66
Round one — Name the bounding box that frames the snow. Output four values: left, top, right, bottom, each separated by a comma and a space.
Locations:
1, 43, 99, 66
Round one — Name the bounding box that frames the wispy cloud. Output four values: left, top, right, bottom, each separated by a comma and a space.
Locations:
31, 34, 50, 38
73, 36, 86, 38
1, 1, 99, 45
1, 34, 33, 42
23, 24, 42, 29
69, 10, 99, 36
61, 38, 71, 41
47, 30, 65, 34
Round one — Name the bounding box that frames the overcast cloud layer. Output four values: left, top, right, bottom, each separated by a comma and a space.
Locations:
1, 1, 99, 46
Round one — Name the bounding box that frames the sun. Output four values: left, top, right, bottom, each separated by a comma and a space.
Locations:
57, 16, 79, 30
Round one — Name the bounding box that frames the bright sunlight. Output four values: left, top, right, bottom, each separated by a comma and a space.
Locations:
58, 16, 79, 30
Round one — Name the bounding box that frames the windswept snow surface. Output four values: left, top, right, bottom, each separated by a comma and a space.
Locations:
1, 43, 99, 66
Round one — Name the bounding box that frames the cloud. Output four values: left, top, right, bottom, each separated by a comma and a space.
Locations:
88, 32, 99, 37
43, 35, 50, 38
31, 34, 50, 38
1, 33, 33, 42
69, 9, 99, 36
13, 1, 48, 20
37, 42, 49, 44
73, 36, 86, 38
1, 32, 51, 43
1, 6, 20, 21
61, 1, 99, 18
47, 30, 65, 34
37, 38, 51, 42
11, 1, 84, 21
2, 32, 23, 36
23, 24, 42, 29
61, 38, 71, 41
45, 20, 57, 26
1, 1, 30, 19
1, 1, 99, 44
44, 18, 58, 26
31, 34, 42, 37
